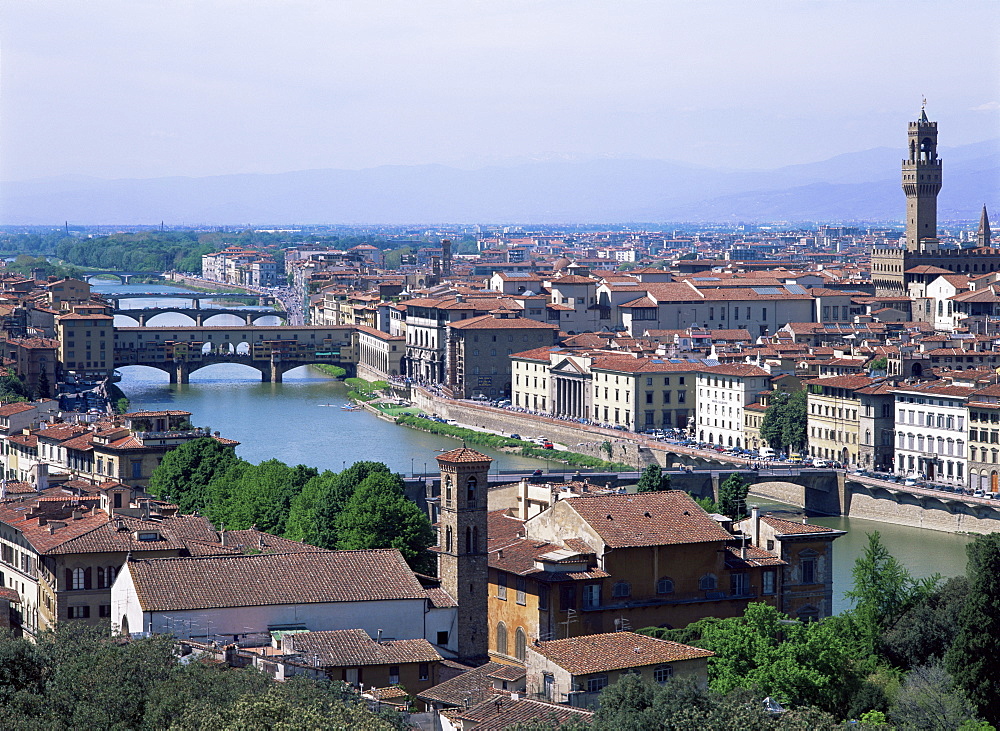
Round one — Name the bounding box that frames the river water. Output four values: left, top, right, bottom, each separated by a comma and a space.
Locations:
98, 282, 975, 613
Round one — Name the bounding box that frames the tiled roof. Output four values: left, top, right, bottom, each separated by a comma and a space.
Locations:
437, 447, 492, 464
286, 629, 442, 666
564, 492, 732, 548
425, 587, 458, 608
724, 545, 786, 568
418, 662, 507, 706
127, 549, 427, 611
760, 515, 843, 536
531, 632, 713, 675
0, 403, 36, 417
486, 664, 526, 682
452, 697, 592, 730
448, 314, 558, 331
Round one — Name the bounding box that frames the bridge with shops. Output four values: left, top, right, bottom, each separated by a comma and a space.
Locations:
113, 324, 356, 383
105, 292, 283, 327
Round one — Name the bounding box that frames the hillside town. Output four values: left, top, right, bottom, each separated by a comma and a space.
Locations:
0, 111, 994, 728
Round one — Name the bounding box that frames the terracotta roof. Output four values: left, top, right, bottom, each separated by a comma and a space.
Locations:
286, 629, 442, 666
448, 314, 558, 331
437, 447, 492, 464
425, 587, 458, 608
452, 697, 592, 730
531, 632, 713, 675
126, 549, 426, 611
563, 492, 732, 548
0, 587, 21, 603
486, 664, 526, 682
418, 662, 507, 706
0, 403, 36, 417
760, 515, 843, 536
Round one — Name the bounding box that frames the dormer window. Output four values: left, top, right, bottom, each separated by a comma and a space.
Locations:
134, 531, 160, 542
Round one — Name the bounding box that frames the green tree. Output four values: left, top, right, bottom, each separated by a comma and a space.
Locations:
883, 575, 970, 670
206, 460, 317, 535
946, 532, 1000, 725
335, 471, 436, 574
698, 603, 863, 716
889, 664, 985, 731
717, 473, 749, 519
760, 392, 788, 450
780, 389, 808, 451
147, 437, 242, 514
636, 464, 671, 493
845, 531, 939, 662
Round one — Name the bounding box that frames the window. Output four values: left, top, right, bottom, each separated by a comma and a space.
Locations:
762, 570, 776, 595
418, 663, 429, 681
560, 585, 576, 610
99, 604, 112, 618
730, 573, 749, 596
612, 581, 631, 598
516, 576, 527, 605
68, 605, 90, 619
466, 476, 477, 506
437, 631, 449, 645
496, 622, 508, 655
388, 665, 400, 685
71, 568, 86, 591
586, 674, 609, 693
654, 665, 674, 683
801, 558, 816, 584
656, 577, 674, 595
699, 574, 717, 591
515, 628, 527, 661
538, 584, 550, 611
497, 572, 507, 600
131, 460, 142, 479
583, 584, 601, 609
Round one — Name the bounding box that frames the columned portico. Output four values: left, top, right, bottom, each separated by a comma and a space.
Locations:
552, 375, 588, 419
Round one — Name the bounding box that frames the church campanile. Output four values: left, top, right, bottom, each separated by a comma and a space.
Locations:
435, 446, 491, 661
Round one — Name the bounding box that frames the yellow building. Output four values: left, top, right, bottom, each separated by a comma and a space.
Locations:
805, 376, 875, 466
56, 304, 114, 377
589, 357, 699, 431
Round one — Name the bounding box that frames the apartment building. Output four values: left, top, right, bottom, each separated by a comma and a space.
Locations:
590, 358, 699, 431
804, 375, 877, 466
966, 383, 1000, 494
56, 305, 114, 377
694, 364, 771, 448
892, 381, 974, 485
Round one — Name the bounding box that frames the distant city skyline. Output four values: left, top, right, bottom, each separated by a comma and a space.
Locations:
2, 0, 998, 183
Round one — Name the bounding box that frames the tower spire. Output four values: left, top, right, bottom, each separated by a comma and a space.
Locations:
902, 109, 941, 251
979, 205, 992, 248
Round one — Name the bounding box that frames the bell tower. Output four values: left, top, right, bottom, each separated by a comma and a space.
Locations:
435, 446, 491, 661
902, 104, 942, 252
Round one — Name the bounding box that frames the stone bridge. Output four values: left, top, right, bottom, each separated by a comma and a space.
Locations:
113, 324, 356, 383
114, 306, 286, 327
81, 271, 161, 284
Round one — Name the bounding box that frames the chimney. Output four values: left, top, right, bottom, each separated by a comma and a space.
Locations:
750, 505, 760, 546
34, 463, 49, 493
519, 478, 531, 521
71, 508, 83, 520
219, 529, 227, 546
376, 629, 383, 644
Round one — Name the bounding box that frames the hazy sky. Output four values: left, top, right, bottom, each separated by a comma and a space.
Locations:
2, 0, 998, 181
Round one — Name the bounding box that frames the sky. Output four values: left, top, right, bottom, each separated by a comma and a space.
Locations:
2, 0, 998, 182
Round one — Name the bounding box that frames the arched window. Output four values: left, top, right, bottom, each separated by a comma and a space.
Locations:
654, 665, 674, 683
656, 577, 674, 595
515, 627, 527, 661
445, 526, 452, 553
496, 622, 508, 656
465, 527, 472, 554
444, 476, 452, 505
699, 574, 717, 591
612, 581, 631, 598
71, 568, 86, 590
472, 526, 479, 554
467, 476, 477, 505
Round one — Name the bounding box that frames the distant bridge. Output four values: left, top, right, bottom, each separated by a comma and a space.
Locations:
103, 292, 274, 305
114, 324, 355, 383
114, 306, 286, 327
81, 271, 161, 284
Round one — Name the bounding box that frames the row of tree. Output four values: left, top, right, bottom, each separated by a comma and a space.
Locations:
147, 439, 436, 574
0, 623, 405, 730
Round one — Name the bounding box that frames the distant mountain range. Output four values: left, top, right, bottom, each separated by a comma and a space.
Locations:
2, 140, 997, 226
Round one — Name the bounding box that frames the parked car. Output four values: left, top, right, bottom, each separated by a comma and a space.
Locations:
812, 459, 829, 468
509, 433, 522, 440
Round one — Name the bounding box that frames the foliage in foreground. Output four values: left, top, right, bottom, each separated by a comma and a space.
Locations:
0, 623, 404, 731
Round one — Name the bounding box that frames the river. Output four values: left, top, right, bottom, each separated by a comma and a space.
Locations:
98, 281, 975, 613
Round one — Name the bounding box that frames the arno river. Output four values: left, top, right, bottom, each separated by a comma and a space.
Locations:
102, 283, 974, 613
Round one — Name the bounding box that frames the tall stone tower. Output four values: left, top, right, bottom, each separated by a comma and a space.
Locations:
435, 446, 491, 661
902, 107, 942, 251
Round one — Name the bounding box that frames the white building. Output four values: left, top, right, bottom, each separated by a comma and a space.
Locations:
113, 549, 458, 653
695, 364, 771, 449
891, 382, 974, 485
